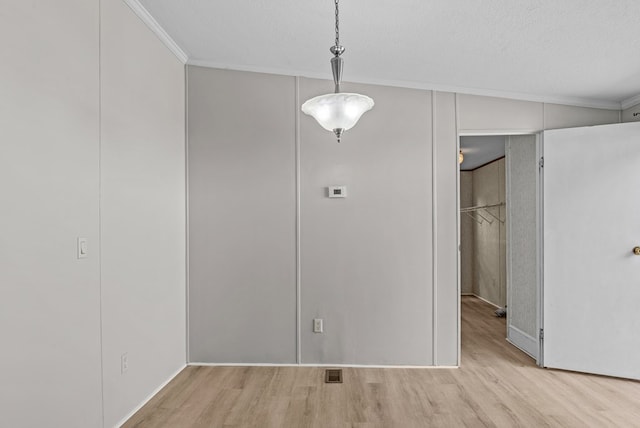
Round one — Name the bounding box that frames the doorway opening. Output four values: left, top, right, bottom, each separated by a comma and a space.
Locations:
459, 134, 540, 363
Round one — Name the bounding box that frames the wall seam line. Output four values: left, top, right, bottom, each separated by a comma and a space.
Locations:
97, 1, 105, 426
431, 91, 438, 366
295, 76, 302, 365
455, 92, 461, 366
185, 65, 190, 364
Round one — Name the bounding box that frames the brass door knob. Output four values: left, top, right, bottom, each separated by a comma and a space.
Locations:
634, 247, 640, 256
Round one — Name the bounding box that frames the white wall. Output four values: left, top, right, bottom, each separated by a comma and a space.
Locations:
0, 2, 103, 427
0, 1, 186, 427
100, 1, 186, 426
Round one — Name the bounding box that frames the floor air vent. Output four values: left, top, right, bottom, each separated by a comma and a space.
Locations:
325, 369, 343, 383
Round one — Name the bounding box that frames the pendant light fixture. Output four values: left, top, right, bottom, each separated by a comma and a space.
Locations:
301, 0, 374, 143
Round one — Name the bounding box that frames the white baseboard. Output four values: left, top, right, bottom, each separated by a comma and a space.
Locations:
507, 325, 538, 360
465, 293, 501, 309
188, 362, 458, 369
115, 364, 186, 428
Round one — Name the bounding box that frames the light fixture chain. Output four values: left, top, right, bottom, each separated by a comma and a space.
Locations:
334, 0, 340, 48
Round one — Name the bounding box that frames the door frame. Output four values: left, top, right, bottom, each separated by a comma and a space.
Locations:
457, 130, 543, 366
505, 134, 544, 364
536, 133, 544, 367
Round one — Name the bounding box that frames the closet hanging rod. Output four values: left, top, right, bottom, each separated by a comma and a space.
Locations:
459, 202, 505, 213
463, 211, 485, 225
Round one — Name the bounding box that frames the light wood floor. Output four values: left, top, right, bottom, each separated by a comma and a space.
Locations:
124, 296, 640, 427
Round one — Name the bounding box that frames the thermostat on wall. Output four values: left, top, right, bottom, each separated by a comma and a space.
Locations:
328, 186, 347, 198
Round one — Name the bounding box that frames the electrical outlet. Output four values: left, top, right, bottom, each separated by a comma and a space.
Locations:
121, 353, 128, 374
313, 318, 323, 333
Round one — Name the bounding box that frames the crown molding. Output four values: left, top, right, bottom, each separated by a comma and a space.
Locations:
123, 0, 189, 64
187, 59, 622, 111
621, 93, 640, 110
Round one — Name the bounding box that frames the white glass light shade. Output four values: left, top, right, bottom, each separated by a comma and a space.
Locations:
301, 92, 374, 132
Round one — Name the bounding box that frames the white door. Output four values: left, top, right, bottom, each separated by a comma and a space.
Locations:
543, 121, 640, 379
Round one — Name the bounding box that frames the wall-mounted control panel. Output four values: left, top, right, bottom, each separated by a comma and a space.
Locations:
328, 186, 347, 198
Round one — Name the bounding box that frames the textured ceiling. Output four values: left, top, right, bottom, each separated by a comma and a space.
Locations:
138, 0, 640, 108
460, 136, 506, 171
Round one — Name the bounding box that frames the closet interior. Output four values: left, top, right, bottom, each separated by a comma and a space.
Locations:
460, 136, 507, 321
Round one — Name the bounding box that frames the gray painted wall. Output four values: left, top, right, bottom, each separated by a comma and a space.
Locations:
299, 78, 433, 365
188, 69, 460, 366
0, 1, 186, 426
433, 91, 459, 366
188, 67, 297, 364
458, 94, 543, 132
457, 95, 620, 134
187, 68, 623, 368
544, 104, 620, 129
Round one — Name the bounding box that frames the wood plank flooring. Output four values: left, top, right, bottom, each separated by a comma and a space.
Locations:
124, 296, 640, 427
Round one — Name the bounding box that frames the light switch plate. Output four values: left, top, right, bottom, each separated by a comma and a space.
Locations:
77, 237, 88, 259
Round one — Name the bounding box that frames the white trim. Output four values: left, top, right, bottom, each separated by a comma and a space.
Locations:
123, 0, 189, 64
505, 135, 513, 364
187, 59, 621, 111
472, 294, 501, 309
621, 93, 640, 110
115, 364, 186, 428
507, 325, 538, 360
188, 363, 458, 369
537, 133, 545, 368
459, 129, 541, 136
